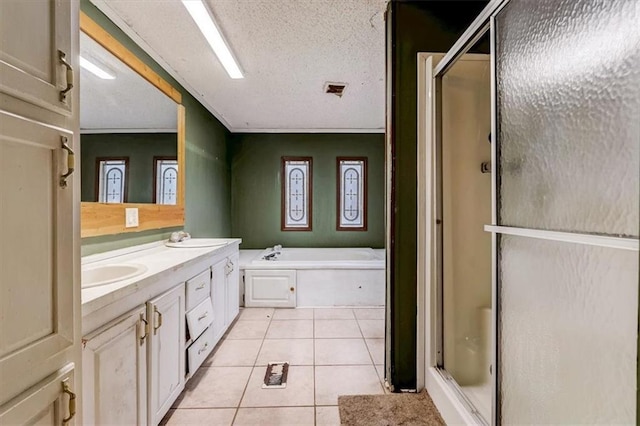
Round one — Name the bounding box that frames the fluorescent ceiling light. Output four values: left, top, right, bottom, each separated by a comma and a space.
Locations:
181, 0, 244, 79
80, 56, 116, 80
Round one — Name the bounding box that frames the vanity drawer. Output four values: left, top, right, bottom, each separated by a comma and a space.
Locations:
187, 325, 215, 376
186, 270, 210, 311
186, 297, 213, 340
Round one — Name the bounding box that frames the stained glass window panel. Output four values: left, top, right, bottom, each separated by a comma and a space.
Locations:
337, 157, 367, 230
282, 157, 312, 230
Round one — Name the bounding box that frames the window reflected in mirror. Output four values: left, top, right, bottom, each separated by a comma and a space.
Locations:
154, 157, 178, 205
79, 31, 178, 205
96, 157, 128, 203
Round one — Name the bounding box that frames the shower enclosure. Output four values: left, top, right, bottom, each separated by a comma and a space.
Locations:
418, 0, 639, 424
441, 54, 492, 421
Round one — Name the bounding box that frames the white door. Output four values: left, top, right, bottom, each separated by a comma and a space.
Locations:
0, 0, 74, 115
148, 284, 185, 425
211, 259, 228, 341
0, 113, 75, 406
82, 307, 148, 426
226, 254, 240, 324
0, 0, 79, 419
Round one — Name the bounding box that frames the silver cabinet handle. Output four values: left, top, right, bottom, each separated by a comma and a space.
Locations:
58, 50, 74, 102
196, 283, 206, 291
198, 342, 209, 355
60, 136, 75, 188
198, 312, 208, 321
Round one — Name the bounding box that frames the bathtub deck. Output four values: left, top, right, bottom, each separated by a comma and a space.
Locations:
239, 249, 385, 308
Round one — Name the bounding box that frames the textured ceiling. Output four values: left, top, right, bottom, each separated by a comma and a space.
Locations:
80, 32, 177, 132
91, 0, 387, 132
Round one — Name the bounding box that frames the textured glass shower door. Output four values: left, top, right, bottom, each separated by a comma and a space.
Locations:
494, 0, 639, 423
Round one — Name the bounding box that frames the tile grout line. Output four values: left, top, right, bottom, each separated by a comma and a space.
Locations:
355, 312, 386, 394
313, 308, 317, 426
230, 309, 275, 425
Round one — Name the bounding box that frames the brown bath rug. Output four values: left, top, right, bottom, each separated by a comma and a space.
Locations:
338, 390, 445, 426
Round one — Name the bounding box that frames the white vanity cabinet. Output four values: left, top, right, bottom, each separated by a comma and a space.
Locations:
82, 306, 148, 426
147, 285, 185, 425
82, 286, 186, 426
81, 240, 241, 425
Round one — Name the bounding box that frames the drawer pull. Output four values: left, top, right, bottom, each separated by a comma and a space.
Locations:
198, 342, 209, 355
61, 379, 76, 424
198, 312, 209, 321
195, 283, 206, 291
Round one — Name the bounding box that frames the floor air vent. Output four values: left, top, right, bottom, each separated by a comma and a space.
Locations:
263, 362, 289, 389
324, 82, 347, 97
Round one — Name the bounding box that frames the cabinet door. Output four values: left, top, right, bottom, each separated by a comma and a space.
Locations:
148, 284, 185, 426
211, 259, 228, 342
82, 306, 147, 426
226, 254, 240, 324
0, 364, 76, 425
0, 0, 73, 115
0, 110, 75, 405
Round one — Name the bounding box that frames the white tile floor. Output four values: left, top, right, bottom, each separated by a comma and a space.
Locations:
161, 307, 386, 426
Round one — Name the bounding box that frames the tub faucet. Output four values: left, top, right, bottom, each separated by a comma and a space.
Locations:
263, 252, 278, 260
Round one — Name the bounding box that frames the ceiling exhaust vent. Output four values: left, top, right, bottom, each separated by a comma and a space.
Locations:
324, 82, 347, 98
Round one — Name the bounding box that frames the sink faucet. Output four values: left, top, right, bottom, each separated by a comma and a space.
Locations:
169, 231, 191, 243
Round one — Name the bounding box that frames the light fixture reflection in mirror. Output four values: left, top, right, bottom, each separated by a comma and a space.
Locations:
79, 31, 178, 205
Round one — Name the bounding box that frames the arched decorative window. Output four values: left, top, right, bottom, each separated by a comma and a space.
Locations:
97, 158, 128, 203
337, 157, 367, 231
282, 157, 312, 231
154, 157, 178, 205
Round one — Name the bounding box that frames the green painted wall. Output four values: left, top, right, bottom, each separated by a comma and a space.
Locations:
80, 133, 177, 203
387, 0, 488, 389
80, 0, 231, 256
230, 133, 384, 249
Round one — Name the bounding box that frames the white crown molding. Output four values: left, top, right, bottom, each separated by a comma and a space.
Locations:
90, 0, 233, 130
80, 128, 178, 134
230, 128, 385, 134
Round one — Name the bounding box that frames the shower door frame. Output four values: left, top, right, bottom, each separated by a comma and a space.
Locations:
419, 0, 640, 425
417, 0, 508, 424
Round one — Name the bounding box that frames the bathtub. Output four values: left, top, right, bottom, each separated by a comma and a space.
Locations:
240, 247, 385, 307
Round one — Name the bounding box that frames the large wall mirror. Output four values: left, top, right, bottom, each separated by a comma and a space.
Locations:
80, 12, 185, 237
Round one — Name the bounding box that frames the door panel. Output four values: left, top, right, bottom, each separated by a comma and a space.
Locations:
0, 0, 73, 115
499, 236, 638, 423
496, 0, 639, 237
0, 364, 76, 425
0, 110, 74, 405
227, 254, 240, 323
83, 306, 147, 426
211, 260, 227, 341
495, 0, 640, 423
148, 284, 185, 425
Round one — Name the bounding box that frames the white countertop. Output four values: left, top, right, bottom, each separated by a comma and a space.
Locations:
82, 239, 241, 322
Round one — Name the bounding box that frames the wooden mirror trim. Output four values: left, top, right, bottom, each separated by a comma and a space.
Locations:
80, 12, 185, 238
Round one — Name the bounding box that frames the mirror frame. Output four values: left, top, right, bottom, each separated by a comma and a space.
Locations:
80, 12, 185, 238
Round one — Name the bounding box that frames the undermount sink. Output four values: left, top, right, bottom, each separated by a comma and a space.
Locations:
82, 263, 148, 288
165, 238, 229, 248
